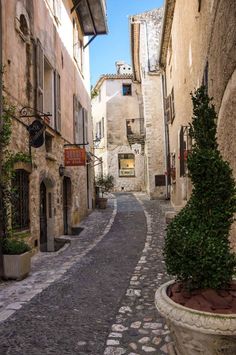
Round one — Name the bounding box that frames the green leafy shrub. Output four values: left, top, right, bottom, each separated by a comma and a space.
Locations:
95, 174, 114, 197
164, 87, 236, 290
2, 238, 30, 255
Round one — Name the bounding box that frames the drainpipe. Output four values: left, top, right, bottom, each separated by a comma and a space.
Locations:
0, 0, 4, 277
161, 70, 170, 199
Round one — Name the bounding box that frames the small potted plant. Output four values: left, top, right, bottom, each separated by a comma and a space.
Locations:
95, 173, 114, 209
155, 87, 236, 354
2, 236, 31, 280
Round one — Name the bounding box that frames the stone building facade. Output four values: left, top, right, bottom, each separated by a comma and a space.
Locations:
159, 0, 236, 246
0, 0, 107, 252
92, 65, 145, 192
130, 8, 166, 199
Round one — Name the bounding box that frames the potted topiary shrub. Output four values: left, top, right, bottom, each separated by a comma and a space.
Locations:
95, 174, 114, 209
155, 87, 236, 355
2, 237, 31, 280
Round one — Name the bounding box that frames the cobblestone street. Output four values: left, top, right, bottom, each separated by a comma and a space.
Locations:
0, 193, 172, 355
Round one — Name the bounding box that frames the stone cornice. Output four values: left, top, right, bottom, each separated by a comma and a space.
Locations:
159, 0, 176, 68
93, 74, 133, 91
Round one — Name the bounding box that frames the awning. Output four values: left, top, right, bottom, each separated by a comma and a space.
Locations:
71, 0, 108, 36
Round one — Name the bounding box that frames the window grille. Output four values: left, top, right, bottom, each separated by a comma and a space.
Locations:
12, 170, 29, 230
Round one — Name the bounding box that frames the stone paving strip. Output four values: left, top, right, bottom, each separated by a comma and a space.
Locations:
0, 198, 117, 323
103, 193, 174, 355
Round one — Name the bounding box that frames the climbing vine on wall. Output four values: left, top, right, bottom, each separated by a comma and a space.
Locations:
0, 95, 31, 238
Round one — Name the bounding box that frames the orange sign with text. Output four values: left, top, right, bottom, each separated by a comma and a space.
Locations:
64, 148, 86, 166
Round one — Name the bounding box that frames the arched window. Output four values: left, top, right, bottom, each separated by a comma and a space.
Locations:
12, 169, 29, 230
15, 2, 30, 42
19, 14, 28, 37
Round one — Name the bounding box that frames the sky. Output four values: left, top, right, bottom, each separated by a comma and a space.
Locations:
90, 0, 164, 87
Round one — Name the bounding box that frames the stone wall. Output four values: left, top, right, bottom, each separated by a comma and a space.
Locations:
92, 75, 145, 192
162, 0, 236, 245
2, 0, 93, 251
132, 8, 166, 198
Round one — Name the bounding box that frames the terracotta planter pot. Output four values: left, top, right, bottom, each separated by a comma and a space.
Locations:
97, 197, 107, 209
155, 280, 236, 355
3, 251, 31, 280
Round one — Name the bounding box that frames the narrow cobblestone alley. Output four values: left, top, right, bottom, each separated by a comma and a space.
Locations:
0, 193, 172, 355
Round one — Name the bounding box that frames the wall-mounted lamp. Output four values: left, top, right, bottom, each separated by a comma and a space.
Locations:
59, 164, 65, 177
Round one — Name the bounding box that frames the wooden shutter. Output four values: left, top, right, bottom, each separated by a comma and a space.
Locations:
73, 95, 84, 144
53, 0, 61, 23
83, 108, 88, 144
36, 39, 44, 112
54, 71, 61, 132
73, 94, 77, 143
73, 20, 80, 65
179, 126, 185, 177
202, 61, 209, 93
167, 152, 171, 185
165, 96, 171, 124
171, 88, 175, 122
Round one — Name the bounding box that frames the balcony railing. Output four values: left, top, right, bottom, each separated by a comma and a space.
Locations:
126, 118, 145, 148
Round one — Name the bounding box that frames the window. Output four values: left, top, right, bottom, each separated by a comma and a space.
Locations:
96, 118, 104, 139
15, 2, 30, 42
73, 19, 83, 71
118, 154, 135, 177
73, 95, 88, 144
12, 170, 29, 230
53, 0, 61, 24
164, 87, 175, 124
122, 84, 132, 96
36, 42, 61, 132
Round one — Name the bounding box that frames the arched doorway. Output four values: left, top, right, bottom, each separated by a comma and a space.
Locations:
63, 176, 71, 235
40, 181, 47, 251
39, 172, 55, 252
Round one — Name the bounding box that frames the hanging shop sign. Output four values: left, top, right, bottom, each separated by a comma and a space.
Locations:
131, 143, 141, 155
27, 119, 45, 148
64, 147, 86, 166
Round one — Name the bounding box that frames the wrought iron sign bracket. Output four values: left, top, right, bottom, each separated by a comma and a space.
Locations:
64, 143, 89, 147
19, 106, 52, 120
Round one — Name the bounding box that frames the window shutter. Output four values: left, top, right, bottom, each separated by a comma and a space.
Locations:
36, 39, 44, 112
73, 95, 83, 144
179, 126, 185, 177
167, 152, 171, 185
202, 61, 209, 93
101, 117, 104, 138
53, 0, 61, 23
83, 108, 88, 144
54, 71, 61, 132
165, 96, 171, 124
73, 21, 80, 65
73, 94, 77, 143
171, 88, 175, 122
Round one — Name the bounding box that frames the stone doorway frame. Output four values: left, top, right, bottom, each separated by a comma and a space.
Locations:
39, 171, 55, 252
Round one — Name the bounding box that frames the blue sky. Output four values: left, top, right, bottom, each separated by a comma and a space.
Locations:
90, 0, 164, 86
